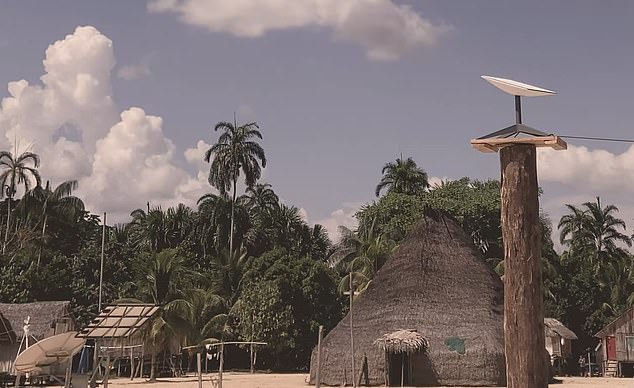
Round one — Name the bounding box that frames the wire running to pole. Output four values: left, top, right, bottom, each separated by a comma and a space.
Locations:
559, 135, 634, 144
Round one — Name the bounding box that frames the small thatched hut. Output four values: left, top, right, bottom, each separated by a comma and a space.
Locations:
310, 209, 506, 386
0, 301, 75, 373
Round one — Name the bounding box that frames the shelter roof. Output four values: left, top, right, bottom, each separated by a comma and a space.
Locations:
544, 318, 577, 340
374, 329, 428, 354
77, 304, 159, 339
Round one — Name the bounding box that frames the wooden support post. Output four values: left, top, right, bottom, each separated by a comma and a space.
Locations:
316, 325, 323, 388
197, 353, 202, 388
218, 343, 224, 388
500, 144, 547, 388
250, 343, 254, 374
129, 348, 134, 380
349, 273, 356, 388
64, 360, 72, 388
103, 354, 110, 388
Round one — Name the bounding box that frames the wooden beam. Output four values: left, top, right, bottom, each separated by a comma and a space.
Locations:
500, 144, 548, 388
471, 135, 567, 153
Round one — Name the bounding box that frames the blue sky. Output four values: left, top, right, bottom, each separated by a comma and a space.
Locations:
1, 1, 634, 241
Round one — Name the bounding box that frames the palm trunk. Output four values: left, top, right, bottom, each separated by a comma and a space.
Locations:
37, 214, 47, 266
3, 196, 11, 254
229, 178, 237, 255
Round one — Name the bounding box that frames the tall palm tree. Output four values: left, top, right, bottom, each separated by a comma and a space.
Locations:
558, 197, 631, 274
375, 156, 429, 197
21, 180, 84, 265
0, 150, 41, 253
244, 182, 279, 213
205, 118, 266, 255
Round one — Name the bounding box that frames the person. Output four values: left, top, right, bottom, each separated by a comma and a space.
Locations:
578, 355, 586, 376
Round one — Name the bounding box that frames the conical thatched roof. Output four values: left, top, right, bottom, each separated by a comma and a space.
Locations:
0, 301, 73, 341
310, 209, 505, 386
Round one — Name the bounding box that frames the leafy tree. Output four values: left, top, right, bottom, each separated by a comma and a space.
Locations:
375, 156, 429, 197
205, 119, 266, 255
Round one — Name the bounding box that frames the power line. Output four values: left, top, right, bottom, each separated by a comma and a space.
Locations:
558, 135, 634, 144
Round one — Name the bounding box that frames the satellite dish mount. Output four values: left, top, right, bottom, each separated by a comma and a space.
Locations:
471, 75, 567, 152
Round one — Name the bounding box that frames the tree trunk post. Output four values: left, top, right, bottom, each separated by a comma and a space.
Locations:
197, 353, 202, 388
130, 346, 135, 380
500, 144, 547, 388
316, 325, 323, 388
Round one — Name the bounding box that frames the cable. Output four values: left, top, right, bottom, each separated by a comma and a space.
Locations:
558, 135, 634, 144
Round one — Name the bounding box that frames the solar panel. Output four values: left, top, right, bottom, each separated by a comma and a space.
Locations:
77, 304, 159, 339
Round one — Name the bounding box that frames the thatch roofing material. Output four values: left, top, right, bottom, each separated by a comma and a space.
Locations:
0, 301, 72, 340
374, 329, 428, 354
310, 209, 506, 386
544, 318, 577, 340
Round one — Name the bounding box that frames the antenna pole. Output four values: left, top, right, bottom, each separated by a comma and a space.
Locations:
98, 212, 106, 311
515, 95, 522, 124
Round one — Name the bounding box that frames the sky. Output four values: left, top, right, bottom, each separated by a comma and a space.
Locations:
1, 0, 634, 245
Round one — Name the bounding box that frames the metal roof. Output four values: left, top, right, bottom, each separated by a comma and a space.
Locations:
77, 304, 159, 339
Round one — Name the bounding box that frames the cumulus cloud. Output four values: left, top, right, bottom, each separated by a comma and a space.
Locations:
117, 64, 152, 80
0, 26, 211, 222
147, 0, 450, 61
308, 203, 360, 242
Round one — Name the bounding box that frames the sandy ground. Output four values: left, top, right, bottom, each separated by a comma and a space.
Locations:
105, 373, 634, 388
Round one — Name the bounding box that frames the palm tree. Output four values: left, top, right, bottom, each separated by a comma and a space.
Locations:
204, 119, 266, 255
21, 180, 84, 265
332, 219, 395, 293
558, 197, 631, 274
375, 156, 429, 197
0, 150, 41, 253
244, 182, 279, 213
197, 193, 250, 255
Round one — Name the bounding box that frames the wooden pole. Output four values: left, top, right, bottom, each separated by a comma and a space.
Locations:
400, 353, 404, 387
218, 342, 224, 388
130, 346, 134, 380
64, 360, 72, 388
197, 353, 202, 388
349, 273, 356, 388
500, 144, 547, 388
316, 325, 323, 388
103, 354, 110, 388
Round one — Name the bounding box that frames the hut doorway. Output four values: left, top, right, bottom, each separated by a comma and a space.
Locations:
388, 352, 411, 386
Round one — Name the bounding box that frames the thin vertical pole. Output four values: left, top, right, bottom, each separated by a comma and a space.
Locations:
64, 359, 72, 388
316, 325, 323, 388
197, 353, 202, 388
401, 353, 404, 387
130, 346, 134, 380
103, 354, 110, 388
218, 343, 224, 388
587, 351, 591, 377
349, 273, 356, 388
514, 95, 522, 124
98, 212, 106, 311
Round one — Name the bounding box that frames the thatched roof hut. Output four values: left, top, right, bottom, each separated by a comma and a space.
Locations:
0, 301, 75, 373
310, 209, 505, 386
0, 301, 74, 341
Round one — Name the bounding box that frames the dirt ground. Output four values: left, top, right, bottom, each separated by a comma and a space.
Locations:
106, 373, 634, 388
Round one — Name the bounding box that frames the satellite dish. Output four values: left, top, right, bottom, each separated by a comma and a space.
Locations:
481, 75, 556, 97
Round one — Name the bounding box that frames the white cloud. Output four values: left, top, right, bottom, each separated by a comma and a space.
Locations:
537, 145, 634, 193
537, 145, 634, 251
117, 64, 152, 80
307, 202, 360, 242
0, 26, 212, 222
147, 0, 450, 61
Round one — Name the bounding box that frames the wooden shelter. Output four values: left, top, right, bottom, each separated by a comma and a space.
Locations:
309, 209, 506, 386
544, 318, 577, 359
595, 307, 634, 377
0, 301, 75, 373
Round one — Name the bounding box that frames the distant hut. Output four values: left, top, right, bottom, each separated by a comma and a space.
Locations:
310, 209, 506, 386
544, 318, 577, 359
595, 307, 634, 377
0, 301, 75, 373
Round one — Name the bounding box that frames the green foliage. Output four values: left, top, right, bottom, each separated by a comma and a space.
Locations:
239, 249, 343, 370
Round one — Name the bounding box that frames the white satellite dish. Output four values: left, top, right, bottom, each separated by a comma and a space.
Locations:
14, 332, 85, 373
481, 75, 556, 97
